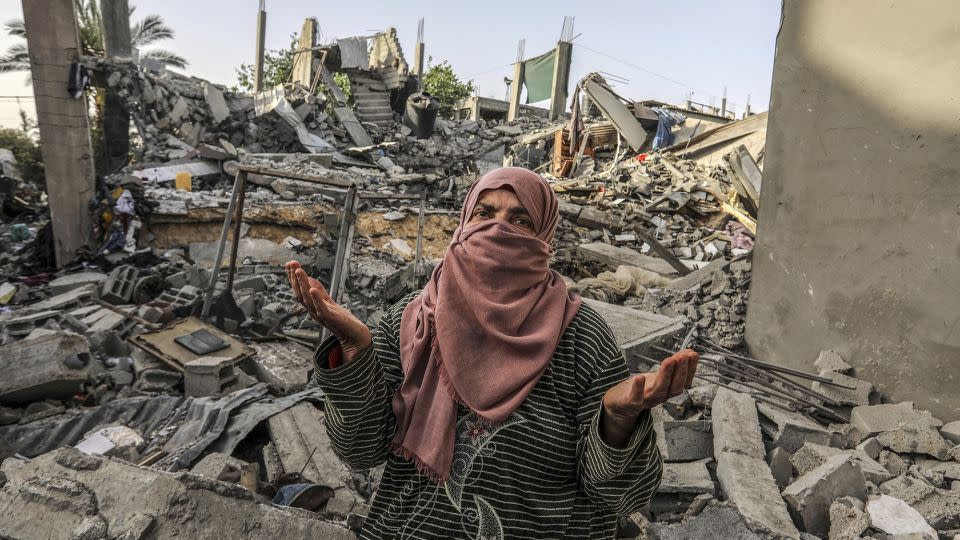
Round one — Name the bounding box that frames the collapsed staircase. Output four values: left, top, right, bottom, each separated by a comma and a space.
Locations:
347, 71, 395, 129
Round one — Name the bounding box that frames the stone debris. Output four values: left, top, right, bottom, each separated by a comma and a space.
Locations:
0, 21, 956, 540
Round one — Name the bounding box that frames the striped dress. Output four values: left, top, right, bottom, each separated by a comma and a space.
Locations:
314, 293, 662, 539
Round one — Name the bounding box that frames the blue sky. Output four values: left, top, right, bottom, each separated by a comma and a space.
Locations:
0, 0, 782, 129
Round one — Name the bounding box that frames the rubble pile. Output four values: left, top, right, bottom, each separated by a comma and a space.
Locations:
1, 27, 955, 540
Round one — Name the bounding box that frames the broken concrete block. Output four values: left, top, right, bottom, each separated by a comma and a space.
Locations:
849, 402, 943, 437
856, 436, 882, 460
0, 446, 355, 539
812, 371, 873, 406
191, 452, 256, 490
829, 423, 864, 449
659, 462, 714, 494
767, 447, 794, 489
646, 504, 762, 540
915, 458, 960, 481
250, 342, 314, 395
828, 496, 869, 540
878, 449, 911, 477
876, 426, 952, 460
558, 201, 582, 221
940, 420, 960, 445
268, 402, 349, 488
661, 420, 713, 462
203, 82, 230, 124
4, 309, 61, 338
74, 425, 143, 458
0, 332, 97, 403
48, 272, 108, 295
782, 455, 867, 537
578, 242, 677, 276
866, 494, 938, 539
789, 442, 892, 485
814, 349, 853, 374
757, 403, 832, 453
715, 452, 800, 538
580, 299, 685, 372
712, 388, 765, 460
183, 356, 240, 398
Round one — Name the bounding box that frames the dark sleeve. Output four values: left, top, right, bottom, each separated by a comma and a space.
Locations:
312, 296, 410, 470
574, 307, 664, 514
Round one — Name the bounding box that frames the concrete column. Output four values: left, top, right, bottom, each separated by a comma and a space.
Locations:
253, 0, 266, 92
507, 62, 524, 122
291, 18, 316, 86
22, 0, 97, 267
746, 0, 960, 420
100, 0, 131, 57
99, 0, 131, 174
548, 41, 572, 121
414, 43, 425, 89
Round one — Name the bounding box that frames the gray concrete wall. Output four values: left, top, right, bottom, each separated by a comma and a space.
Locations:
746, 0, 960, 420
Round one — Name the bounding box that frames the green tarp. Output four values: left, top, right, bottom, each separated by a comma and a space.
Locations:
523, 49, 556, 104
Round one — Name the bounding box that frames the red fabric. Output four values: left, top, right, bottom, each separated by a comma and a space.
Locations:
391, 167, 582, 482
327, 344, 343, 369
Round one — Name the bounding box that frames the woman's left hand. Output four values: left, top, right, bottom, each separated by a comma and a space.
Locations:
599, 349, 699, 448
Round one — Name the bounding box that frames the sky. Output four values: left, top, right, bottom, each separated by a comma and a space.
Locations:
0, 0, 782, 130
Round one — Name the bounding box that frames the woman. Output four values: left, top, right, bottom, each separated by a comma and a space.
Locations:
285, 167, 698, 539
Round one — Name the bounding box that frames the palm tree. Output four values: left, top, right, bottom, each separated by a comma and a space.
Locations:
0, 0, 188, 74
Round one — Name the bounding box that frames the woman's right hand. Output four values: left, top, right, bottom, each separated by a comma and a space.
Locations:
285, 260, 372, 364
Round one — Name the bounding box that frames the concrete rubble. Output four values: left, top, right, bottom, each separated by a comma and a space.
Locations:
0, 20, 957, 540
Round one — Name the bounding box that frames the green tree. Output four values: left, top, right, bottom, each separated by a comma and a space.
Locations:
422, 58, 474, 116
0, 128, 44, 185
234, 33, 297, 92
0, 1, 188, 74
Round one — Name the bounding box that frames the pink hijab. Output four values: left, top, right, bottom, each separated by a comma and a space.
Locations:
392, 167, 582, 482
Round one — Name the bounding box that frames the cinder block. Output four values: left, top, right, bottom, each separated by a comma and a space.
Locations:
184, 356, 239, 397
101, 266, 139, 305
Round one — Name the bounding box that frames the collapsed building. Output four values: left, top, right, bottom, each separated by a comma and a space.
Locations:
2, 5, 959, 540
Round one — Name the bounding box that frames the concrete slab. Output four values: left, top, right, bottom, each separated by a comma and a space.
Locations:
659, 462, 714, 494
578, 242, 678, 276
0, 332, 98, 403
782, 455, 866, 537
0, 446, 354, 539
940, 420, 960, 445
267, 402, 348, 489
849, 402, 943, 437
716, 452, 800, 539
711, 388, 765, 460
250, 341, 314, 395
811, 371, 873, 406
876, 426, 952, 460
48, 272, 108, 295
647, 504, 762, 540
813, 349, 853, 374
661, 420, 713, 462
866, 494, 938, 539
788, 442, 892, 485
757, 403, 832, 453
581, 298, 685, 372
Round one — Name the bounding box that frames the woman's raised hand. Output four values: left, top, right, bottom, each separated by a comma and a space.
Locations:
285, 260, 372, 364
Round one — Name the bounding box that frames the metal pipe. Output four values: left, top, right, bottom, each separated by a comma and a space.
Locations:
225, 171, 248, 292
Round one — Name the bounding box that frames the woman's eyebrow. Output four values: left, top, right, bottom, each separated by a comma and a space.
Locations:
507, 206, 531, 217
474, 202, 495, 212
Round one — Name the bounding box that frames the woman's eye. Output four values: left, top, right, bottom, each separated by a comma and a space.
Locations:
475, 210, 488, 217
515, 218, 531, 227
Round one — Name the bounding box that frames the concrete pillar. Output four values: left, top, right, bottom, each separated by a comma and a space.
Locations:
100, 0, 131, 57
99, 0, 131, 174
746, 0, 960, 420
23, 0, 97, 267
291, 18, 316, 86
253, 0, 267, 92
414, 43, 425, 89
507, 62, 524, 122
548, 41, 573, 121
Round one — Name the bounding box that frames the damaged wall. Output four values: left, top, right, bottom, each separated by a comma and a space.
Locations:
746, 0, 960, 419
